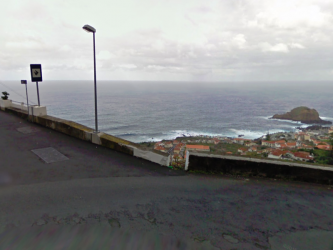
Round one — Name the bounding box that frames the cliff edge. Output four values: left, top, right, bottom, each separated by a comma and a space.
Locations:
271, 106, 332, 125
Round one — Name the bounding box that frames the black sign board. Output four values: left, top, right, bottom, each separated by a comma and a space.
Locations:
21, 80, 27, 84
30, 64, 42, 82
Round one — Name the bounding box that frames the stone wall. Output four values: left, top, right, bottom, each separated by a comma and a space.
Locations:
187, 152, 333, 185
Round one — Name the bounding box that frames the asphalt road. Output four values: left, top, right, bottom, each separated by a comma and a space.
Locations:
1, 110, 333, 250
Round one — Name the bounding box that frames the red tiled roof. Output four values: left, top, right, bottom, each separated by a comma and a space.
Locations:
174, 146, 181, 150
293, 152, 313, 159
270, 151, 283, 156
317, 145, 332, 150
275, 140, 286, 143
270, 149, 289, 156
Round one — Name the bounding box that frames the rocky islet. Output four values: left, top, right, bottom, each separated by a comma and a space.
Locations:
270, 106, 332, 125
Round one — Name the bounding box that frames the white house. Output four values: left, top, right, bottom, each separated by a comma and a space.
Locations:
267, 150, 288, 159
237, 147, 248, 154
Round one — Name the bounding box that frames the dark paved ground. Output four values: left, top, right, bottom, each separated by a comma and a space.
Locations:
0, 110, 186, 186
1, 110, 333, 250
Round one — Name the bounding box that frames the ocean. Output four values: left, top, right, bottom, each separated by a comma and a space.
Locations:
1, 80, 333, 143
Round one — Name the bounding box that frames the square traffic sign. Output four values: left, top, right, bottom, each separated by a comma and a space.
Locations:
30, 64, 42, 82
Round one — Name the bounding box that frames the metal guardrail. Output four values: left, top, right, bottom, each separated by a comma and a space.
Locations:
10, 100, 36, 107
11, 100, 25, 105
9, 100, 30, 115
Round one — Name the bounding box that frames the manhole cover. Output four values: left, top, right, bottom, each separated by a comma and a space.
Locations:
17, 127, 40, 134
31, 147, 69, 163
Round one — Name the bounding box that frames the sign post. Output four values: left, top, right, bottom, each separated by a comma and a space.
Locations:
30, 64, 42, 106
21, 80, 29, 116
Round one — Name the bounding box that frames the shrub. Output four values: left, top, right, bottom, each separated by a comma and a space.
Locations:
1, 91, 9, 100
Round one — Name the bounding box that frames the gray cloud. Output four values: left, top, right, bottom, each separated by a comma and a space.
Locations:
1, 0, 333, 81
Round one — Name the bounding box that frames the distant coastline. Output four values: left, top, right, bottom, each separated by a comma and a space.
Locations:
141, 124, 332, 143
3, 80, 333, 144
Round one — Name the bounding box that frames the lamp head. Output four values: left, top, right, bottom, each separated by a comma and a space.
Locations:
82, 24, 96, 33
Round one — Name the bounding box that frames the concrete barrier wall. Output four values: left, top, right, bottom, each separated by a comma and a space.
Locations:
0, 100, 12, 110
127, 146, 171, 166
3, 106, 171, 167
0, 100, 46, 116
29, 106, 47, 116
99, 133, 135, 156
11, 102, 27, 112
187, 151, 333, 185
35, 115, 94, 142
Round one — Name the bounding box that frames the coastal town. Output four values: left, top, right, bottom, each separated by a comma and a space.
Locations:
140, 125, 333, 168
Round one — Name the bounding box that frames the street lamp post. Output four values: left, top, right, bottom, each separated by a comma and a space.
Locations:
82, 24, 98, 133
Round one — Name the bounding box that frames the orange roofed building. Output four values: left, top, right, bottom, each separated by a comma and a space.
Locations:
293, 151, 314, 161
173, 140, 180, 145
286, 142, 297, 148
186, 145, 210, 152
316, 145, 332, 151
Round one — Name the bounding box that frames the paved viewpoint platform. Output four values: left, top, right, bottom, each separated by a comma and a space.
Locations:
1, 110, 333, 250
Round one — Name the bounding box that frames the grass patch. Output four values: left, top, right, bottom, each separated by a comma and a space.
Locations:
220, 143, 243, 154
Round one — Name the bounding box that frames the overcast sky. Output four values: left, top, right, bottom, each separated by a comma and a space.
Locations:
1, 0, 333, 81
